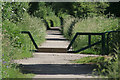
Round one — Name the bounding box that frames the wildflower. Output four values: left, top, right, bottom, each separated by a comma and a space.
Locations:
23, 8, 26, 11
6, 66, 9, 68
3, 61, 6, 64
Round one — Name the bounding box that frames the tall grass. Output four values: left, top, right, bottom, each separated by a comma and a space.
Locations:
63, 16, 119, 54
93, 43, 120, 78
62, 15, 76, 38
45, 15, 61, 27
63, 15, 120, 78
2, 12, 46, 78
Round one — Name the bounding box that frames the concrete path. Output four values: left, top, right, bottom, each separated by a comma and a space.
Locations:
15, 53, 99, 64
14, 27, 100, 79
40, 30, 69, 48
15, 53, 99, 78
37, 28, 70, 53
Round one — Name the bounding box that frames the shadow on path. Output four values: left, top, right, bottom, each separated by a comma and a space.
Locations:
19, 64, 97, 75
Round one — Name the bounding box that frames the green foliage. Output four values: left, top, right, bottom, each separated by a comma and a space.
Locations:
63, 16, 119, 54
33, 2, 50, 18
94, 50, 119, 78
2, 1, 120, 78
18, 13, 46, 46
51, 2, 73, 16
29, 2, 61, 28
62, 15, 76, 38
52, 2, 109, 18
2, 15, 46, 78
45, 14, 61, 27
73, 56, 105, 64
2, 2, 29, 22
105, 2, 120, 17
2, 3, 46, 78
73, 51, 119, 78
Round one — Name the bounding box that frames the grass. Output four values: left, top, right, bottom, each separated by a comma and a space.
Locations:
72, 56, 106, 64
72, 51, 119, 78
79, 48, 101, 55
63, 16, 119, 54
2, 12, 46, 78
63, 15, 120, 78
62, 15, 76, 38
45, 15, 61, 27
2, 64, 34, 78
42, 10, 61, 28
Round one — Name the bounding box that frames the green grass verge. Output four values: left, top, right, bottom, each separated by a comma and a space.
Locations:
2, 65, 34, 78
72, 53, 119, 78
72, 56, 106, 64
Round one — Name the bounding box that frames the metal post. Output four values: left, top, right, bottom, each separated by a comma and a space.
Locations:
102, 33, 106, 55
21, 31, 39, 49
67, 33, 78, 50
88, 34, 91, 47
106, 33, 110, 55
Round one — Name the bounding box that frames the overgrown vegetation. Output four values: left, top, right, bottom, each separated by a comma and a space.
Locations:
58, 2, 120, 79
73, 51, 119, 78
2, 2, 46, 78
95, 52, 119, 78
63, 16, 119, 54
52, 2, 109, 18
1, 1, 120, 78
29, 2, 61, 28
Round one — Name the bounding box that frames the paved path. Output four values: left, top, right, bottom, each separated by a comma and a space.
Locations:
39, 29, 69, 48
15, 53, 99, 64
14, 27, 100, 79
